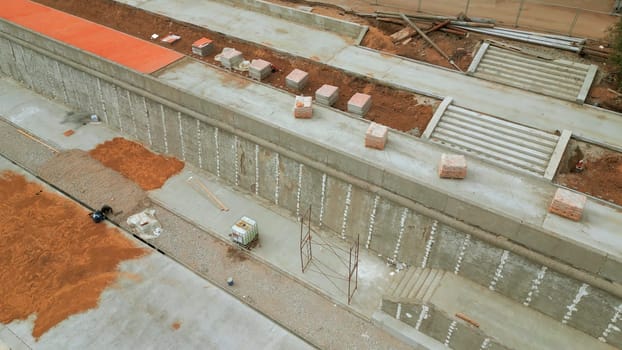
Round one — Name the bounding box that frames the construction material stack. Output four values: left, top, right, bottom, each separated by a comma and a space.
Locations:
315, 84, 339, 106
249, 59, 272, 81
192, 37, 214, 57
348, 93, 372, 116
286, 69, 309, 90
220, 48, 243, 70
231, 216, 259, 247
365, 122, 388, 150
438, 154, 467, 179
293, 96, 313, 119
549, 188, 586, 221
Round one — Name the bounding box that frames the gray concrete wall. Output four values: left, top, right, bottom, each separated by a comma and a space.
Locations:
381, 300, 509, 350
2, 20, 622, 347
211, 0, 367, 41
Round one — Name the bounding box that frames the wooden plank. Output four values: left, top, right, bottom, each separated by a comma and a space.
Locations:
400, 13, 463, 72
390, 26, 416, 42
544, 129, 572, 180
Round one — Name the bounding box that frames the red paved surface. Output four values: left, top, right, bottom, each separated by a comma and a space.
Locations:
1, 0, 183, 73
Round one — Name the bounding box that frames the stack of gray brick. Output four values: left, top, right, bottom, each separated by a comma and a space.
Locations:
315, 84, 339, 106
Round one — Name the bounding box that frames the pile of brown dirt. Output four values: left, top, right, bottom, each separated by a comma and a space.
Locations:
33, 0, 436, 132
557, 152, 622, 206
89, 138, 184, 191
0, 171, 146, 339
38, 149, 150, 221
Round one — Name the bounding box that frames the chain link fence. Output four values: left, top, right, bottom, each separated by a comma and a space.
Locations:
367, 0, 619, 39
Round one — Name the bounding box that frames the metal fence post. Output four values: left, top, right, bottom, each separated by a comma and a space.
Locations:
465, 0, 471, 16
514, 0, 525, 27
418, 0, 422, 12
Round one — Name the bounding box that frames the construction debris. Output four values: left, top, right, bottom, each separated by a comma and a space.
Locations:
127, 208, 163, 239
187, 176, 229, 211
160, 33, 181, 44
230, 216, 259, 248
451, 26, 584, 52
216, 47, 244, 71
400, 13, 463, 71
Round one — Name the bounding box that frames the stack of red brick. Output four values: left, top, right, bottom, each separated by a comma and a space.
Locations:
293, 96, 313, 119
549, 188, 586, 221
438, 154, 467, 179
365, 122, 388, 150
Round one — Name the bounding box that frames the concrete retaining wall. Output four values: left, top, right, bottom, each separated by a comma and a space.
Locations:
381, 299, 509, 350
210, 0, 367, 41
2, 19, 622, 348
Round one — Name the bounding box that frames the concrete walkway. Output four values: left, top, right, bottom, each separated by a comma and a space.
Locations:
0, 156, 312, 350
117, 0, 622, 151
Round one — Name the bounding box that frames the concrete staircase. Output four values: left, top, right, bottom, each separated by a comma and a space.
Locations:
468, 43, 597, 103
388, 267, 445, 302
426, 104, 569, 178
380, 268, 616, 350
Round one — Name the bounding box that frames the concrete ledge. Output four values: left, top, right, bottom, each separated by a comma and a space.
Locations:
577, 65, 598, 104
466, 42, 489, 75
422, 96, 452, 139
371, 311, 443, 350
212, 0, 366, 40
544, 129, 572, 180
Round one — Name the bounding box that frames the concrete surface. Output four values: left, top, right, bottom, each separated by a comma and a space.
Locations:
428, 272, 616, 350
110, 0, 622, 151
0, 155, 312, 350
115, 0, 355, 62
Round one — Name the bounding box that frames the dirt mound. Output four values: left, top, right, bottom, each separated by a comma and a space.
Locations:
557, 145, 622, 206
38, 149, 150, 221
89, 138, 184, 191
0, 171, 146, 339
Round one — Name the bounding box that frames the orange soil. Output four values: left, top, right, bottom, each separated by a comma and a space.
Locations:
0, 171, 146, 339
89, 138, 184, 191
557, 153, 622, 205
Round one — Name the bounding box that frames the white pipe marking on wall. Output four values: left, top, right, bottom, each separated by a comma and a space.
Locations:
234, 135, 239, 186
127, 91, 139, 137
54, 61, 69, 104
392, 208, 409, 263
274, 153, 280, 205
340, 184, 353, 240
421, 220, 438, 268
415, 305, 429, 331
319, 173, 327, 227
296, 163, 304, 218
177, 112, 185, 160
160, 105, 169, 154
214, 127, 221, 177
142, 97, 152, 146
196, 119, 203, 168
523, 266, 548, 307
112, 86, 124, 132
454, 233, 471, 275
83, 72, 95, 116
489, 250, 510, 291
254, 144, 259, 196
599, 304, 622, 343
444, 320, 457, 347
562, 283, 590, 324
96, 78, 109, 125
366, 194, 380, 249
